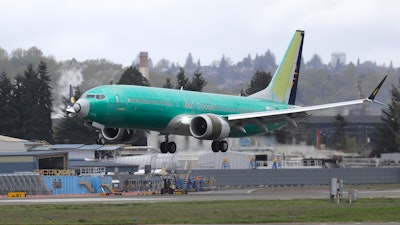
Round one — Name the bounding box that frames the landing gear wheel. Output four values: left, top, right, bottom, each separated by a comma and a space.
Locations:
168, 142, 177, 153
211, 140, 229, 152
96, 137, 106, 145
160, 135, 177, 154
160, 142, 168, 154
212, 141, 220, 153
219, 140, 228, 152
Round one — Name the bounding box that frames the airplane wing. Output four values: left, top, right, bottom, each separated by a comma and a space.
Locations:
227, 75, 388, 121
228, 99, 366, 121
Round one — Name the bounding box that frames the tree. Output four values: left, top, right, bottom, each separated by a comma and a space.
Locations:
0, 72, 18, 137
162, 77, 174, 89
244, 70, 272, 96
175, 68, 190, 90
35, 61, 53, 142
184, 53, 196, 72
370, 81, 400, 157
9, 63, 54, 142
254, 50, 276, 70
117, 66, 149, 86
306, 54, 324, 69
54, 86, 98, 144
330, 114, 348, 150
188, 70, 207, 91
17, 64, 42, 141
239, 54, 253, 68
218, 55, 229, 76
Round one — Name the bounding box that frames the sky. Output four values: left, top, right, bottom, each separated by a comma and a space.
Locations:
2, 0, 400, 67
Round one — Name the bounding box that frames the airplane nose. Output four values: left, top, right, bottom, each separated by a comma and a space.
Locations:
74, 99, 90, 118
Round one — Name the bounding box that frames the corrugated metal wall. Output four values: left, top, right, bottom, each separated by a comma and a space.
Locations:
190, 168, 400, 186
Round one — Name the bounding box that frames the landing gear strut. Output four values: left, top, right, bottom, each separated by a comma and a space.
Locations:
211, 140, 228, 153
96, 133, 106, 145
160, 135, 177, 154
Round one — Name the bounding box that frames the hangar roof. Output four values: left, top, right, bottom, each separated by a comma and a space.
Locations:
0, 150, 68, 157
0, 135, 27, 142
30, 144, 122, 151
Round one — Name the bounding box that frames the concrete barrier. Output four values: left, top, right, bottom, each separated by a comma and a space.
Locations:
189, 168, 400, 186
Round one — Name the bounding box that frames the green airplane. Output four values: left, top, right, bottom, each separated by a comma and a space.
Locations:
69, 30, 387, 154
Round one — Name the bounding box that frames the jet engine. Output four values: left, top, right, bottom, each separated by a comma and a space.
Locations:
101, 127, 134, 142
189, 114, 230, 140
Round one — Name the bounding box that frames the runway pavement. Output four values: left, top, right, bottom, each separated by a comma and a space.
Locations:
1, 186, 399, 205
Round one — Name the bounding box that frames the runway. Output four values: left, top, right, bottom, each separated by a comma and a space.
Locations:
1, 186, 399, 205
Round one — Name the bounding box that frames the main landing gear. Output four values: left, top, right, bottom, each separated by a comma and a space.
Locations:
211, 140, 228, 153
159, 136, 228, 154
160, 135, 177, 154
96, 133, 106, 145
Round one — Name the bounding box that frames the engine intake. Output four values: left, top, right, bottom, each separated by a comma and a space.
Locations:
102, 127, 134, 142
189, 114, 230, 140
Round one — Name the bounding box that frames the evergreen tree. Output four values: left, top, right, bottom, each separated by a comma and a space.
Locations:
254, 50, 276, 70
244, 70, 272, 96
162, 77, 174, 89
117, 66, 149, 86
175, 68, 190, 90
330, 114, 348, 150
241, 54, 253, 68
11, 74, 25, 138
189, 70, 207, 92
307, 54, 324, 69
54, 86, 98, 144
18, 64, 41, 141
0, 72, 18, 136
218, 55, 229, 75
370, 81, 400, 157
13, 63, 54, 142
184, 53, 196, 72
36, 61, 53, 142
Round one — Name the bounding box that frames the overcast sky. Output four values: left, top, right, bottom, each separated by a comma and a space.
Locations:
2, 0, 400, 67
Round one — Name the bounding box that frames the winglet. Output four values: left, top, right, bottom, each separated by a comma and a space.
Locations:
68, 85, 76, 107
368, 75, 387, 101
66, 85, 76, 114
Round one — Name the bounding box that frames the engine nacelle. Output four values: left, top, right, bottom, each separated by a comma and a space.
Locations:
101, 127, 134, 142
189, 114, 230, 140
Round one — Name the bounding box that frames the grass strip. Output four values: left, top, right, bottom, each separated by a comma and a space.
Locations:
0, 198, 399, 224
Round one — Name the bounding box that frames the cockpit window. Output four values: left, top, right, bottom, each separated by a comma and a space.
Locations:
96, 94, 106, 100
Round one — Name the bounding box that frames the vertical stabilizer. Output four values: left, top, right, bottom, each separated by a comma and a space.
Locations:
249, 30, 305, 104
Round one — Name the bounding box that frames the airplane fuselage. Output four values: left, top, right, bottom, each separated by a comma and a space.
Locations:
79, 85, 293, 137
